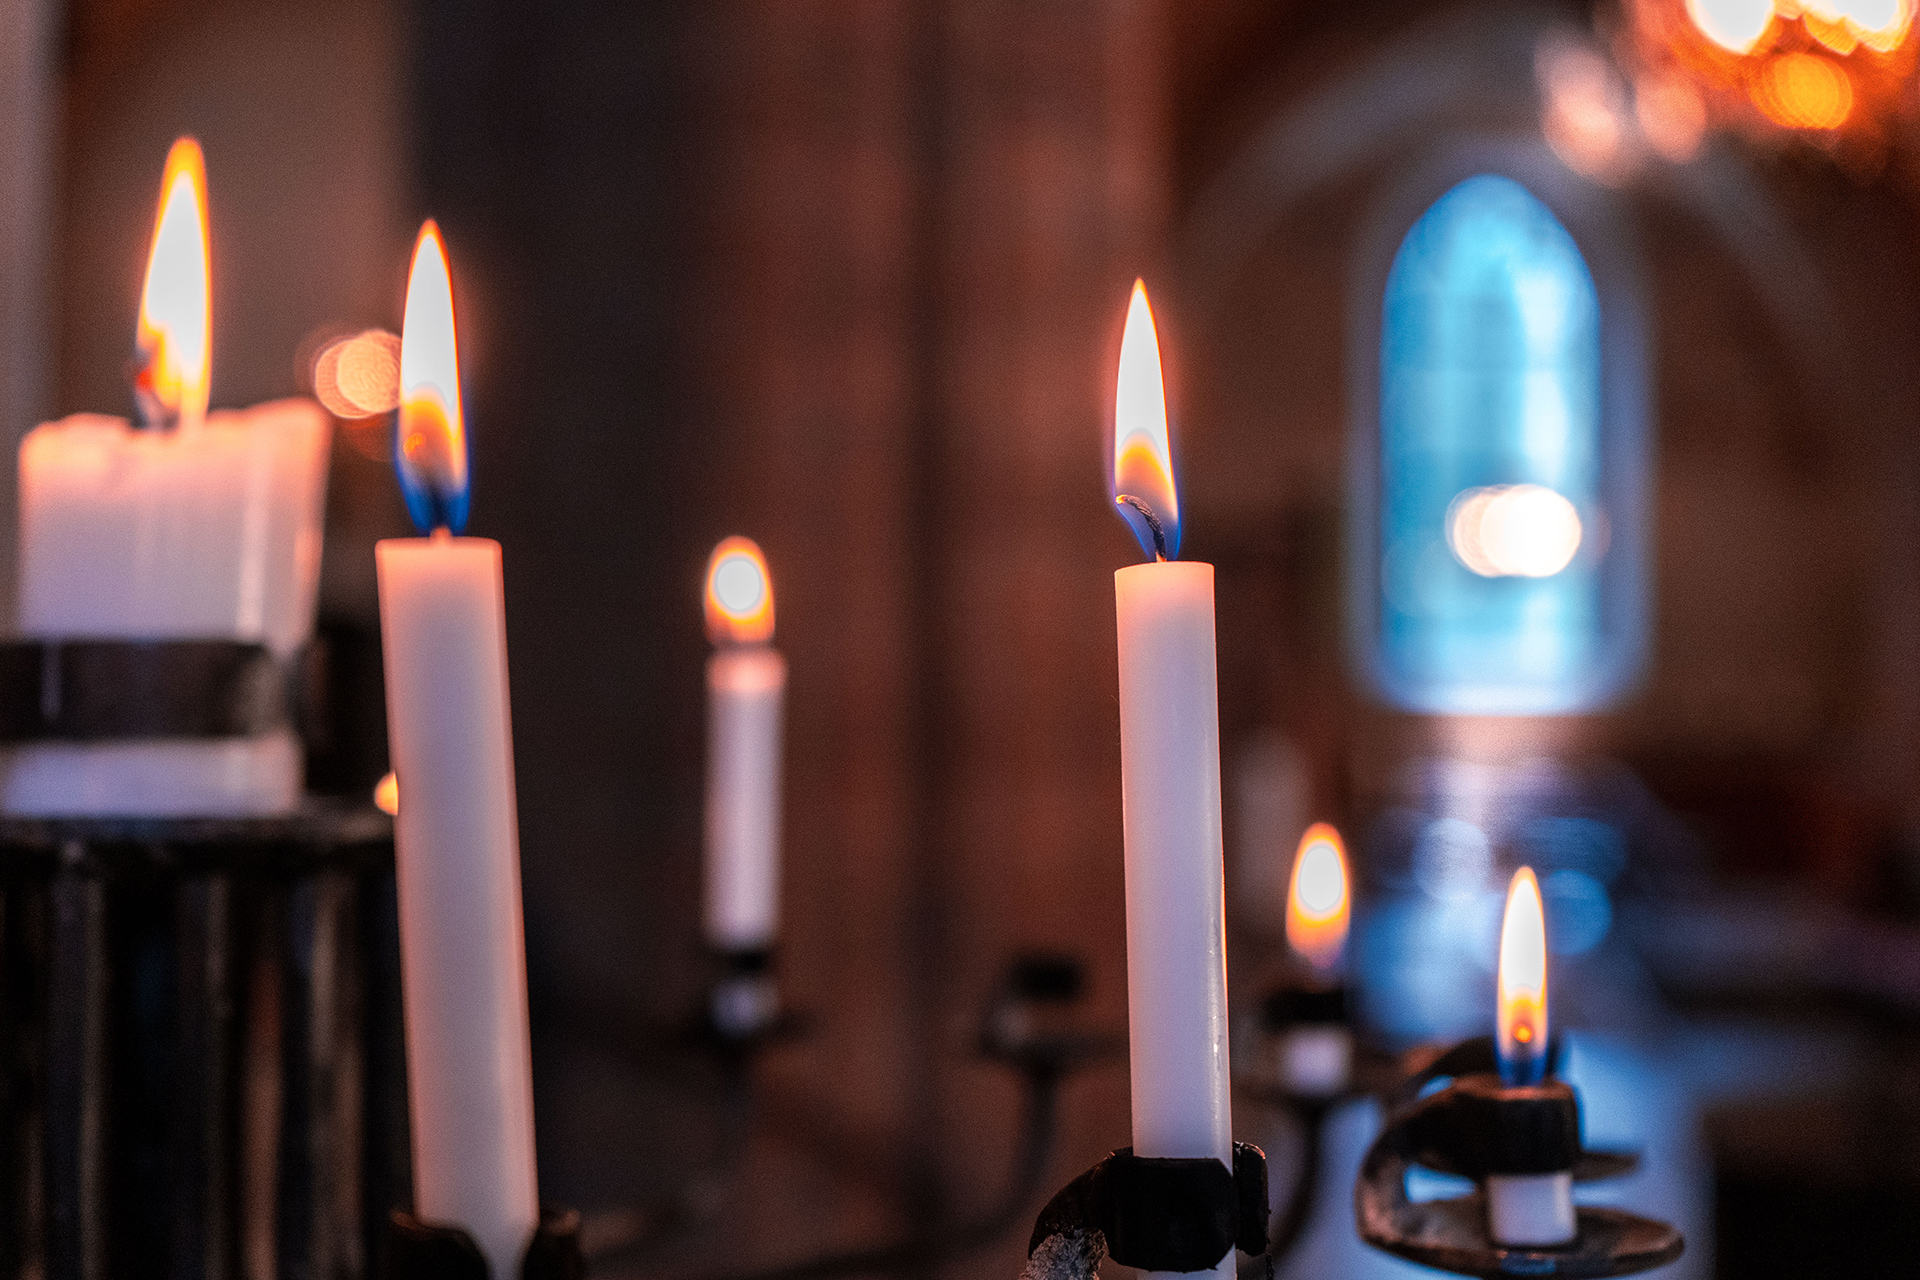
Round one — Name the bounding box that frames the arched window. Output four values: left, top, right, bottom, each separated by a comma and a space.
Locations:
1362, 173, 1645, 714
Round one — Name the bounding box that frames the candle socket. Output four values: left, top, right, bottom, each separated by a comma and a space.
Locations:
1252, 983, 1354, 1101
388, 1205, 585, 1279
705, 946, 784, 1044
1355, 1036, 1683, 1278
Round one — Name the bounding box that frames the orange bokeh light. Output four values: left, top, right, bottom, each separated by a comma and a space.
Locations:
373, 771, 399, 816
1640, 0, 1910, 143
1112, 280, 1179, 561
705, 536, 776, 645
1497, 866, 1550, 1084
1286, 823, 1350, 972
135, 137, 211, 431
1753, 50, 1857, 124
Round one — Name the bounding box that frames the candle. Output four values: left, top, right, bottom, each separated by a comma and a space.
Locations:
376, 221, 538, 1277
702, 536, 786, 954
1110, 280, 1234, 1280
1273, 823, 1352, 1098
1487, 865, 1573, 1246
3, 137, 330, 816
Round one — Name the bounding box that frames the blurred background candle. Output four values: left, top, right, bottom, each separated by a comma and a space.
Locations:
703, 535, 786, 954
1110, 280, 1235, 1280
1277, 823, 1353, 1097
376, 220, 538, 1278
2, 137, 330, 815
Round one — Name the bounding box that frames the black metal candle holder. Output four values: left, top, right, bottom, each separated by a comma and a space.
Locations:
1023, 1143, 1269, 1280
1354, 1036, 1683, 1278
387, 1206, 585, 1279
0, 802, 399, 1280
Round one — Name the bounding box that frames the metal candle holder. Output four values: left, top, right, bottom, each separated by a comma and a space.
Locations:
1355, 1036, 1684, 1278
0, 802, 399, 1280
387, 1207, 585, 1279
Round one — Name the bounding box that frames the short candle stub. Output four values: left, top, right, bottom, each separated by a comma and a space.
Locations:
1408, 1073, 1580, 1248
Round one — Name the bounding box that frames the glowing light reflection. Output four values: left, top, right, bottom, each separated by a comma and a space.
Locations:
1687, 0, 1776, 51
314, 329, 402, 418
1753, 52, 1855, 128
1447, 485, 1584, 578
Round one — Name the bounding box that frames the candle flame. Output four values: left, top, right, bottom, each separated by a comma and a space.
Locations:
1286, 823, 1350, 971
1497, 866, 1550, 1085
397, 220, 469, 533
134, 137, 211, 432
1112, 280, 1179, 561
373, 771, 399, 815
705, 536, 775, 644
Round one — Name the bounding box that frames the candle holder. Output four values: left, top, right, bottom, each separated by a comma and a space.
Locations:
388, 1206, 585, 1279
0, 801, 398, 1280
703, 946, 800, 1046
1353, 1036, 1683, 1278
1023, 1142, 1270, 1280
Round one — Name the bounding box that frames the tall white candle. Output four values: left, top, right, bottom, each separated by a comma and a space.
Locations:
377, 221, 537, 1277
1111, 280, 1234, 1280
702, 536, 786, 952
2, 138, 330, 816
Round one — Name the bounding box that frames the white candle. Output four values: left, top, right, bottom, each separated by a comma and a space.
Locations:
2, 138, 330, 815
702, 536, 785, 953
377, 221, 537, 1277
1111, 281, 1234, 1280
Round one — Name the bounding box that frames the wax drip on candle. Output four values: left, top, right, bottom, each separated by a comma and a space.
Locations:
396, 220, 470, 535
1112, 280, 1181, 563
132, 137, 211, 433
1496, 865, 1550, 1086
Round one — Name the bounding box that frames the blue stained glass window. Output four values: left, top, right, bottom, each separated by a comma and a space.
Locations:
1371, 174, 1636, 714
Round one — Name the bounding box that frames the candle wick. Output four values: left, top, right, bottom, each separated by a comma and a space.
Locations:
1116, 494, 1169, 562
432, 525, 453, 543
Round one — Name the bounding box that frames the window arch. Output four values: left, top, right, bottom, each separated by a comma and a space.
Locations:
1357, 170, 1648, 715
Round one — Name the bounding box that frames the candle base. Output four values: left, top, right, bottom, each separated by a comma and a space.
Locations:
388, 1205, 584, 1279
1354, 1035, 1682, 1278
1022, 1144, 1270, 1280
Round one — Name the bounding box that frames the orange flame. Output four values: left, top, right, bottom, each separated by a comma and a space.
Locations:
1497, 866, 1550, 1084
135, 137, 211, 431
373, 771, 399, 816
705, 536, 775, 645
1112, 280, 1179, 561
1286, 823, 1350, 971
397, 221, 468, 532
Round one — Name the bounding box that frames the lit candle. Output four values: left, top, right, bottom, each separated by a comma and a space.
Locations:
4, 137, 330, 815
1285, 822, 1349, 973
1488, 865, 1573, 1246
702, 537, 786, 953
1110, 280, 1234, 1280
1274, 823, 1352, 1098
375, 221, 538, 1277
